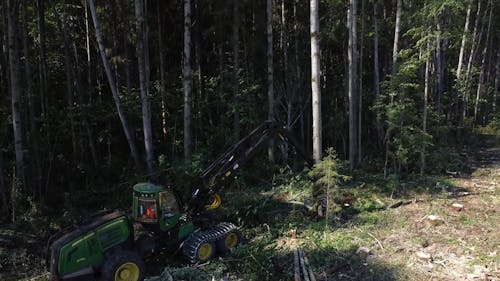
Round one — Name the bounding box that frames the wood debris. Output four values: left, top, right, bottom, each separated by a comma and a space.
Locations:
294, 248, 316, 281
452, 203, 464, 211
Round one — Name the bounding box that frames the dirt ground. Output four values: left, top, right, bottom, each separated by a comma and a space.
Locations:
343, 137, 500, 280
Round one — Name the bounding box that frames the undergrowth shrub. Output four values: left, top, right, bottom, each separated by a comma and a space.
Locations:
308, 148, 350, 219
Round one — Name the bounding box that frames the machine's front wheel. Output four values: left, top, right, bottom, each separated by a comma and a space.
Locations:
102, 249, 145, 281
183, 232, 217, 264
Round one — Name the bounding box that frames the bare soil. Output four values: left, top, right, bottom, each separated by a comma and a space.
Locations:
343, 137, 500, 280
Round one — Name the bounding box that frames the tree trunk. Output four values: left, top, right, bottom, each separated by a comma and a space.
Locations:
373, 0, 383, 146
0, 140, 7, 213
494, 51, 499, 112
474, 0, 492, 125
8, 0, 27, 190
456, 1, 472, 124
73, 42, 100, 169
87, 0, 142, 169
294, 0, 304, 143
435, 16, 443, 113
311, 0, 322, 163
232, 0, 240, 140
22, 0, 42, 196
193, 0, 203, 150
183, 0, 193, 160
157, 1, 167, 143
280, 0, 291, 159
294, 0, 301, 88
358, 0, 365, 164
348, 0, 359, 170
50, 1, 100, 169
392, 0, 402, 73
267, 0, 275, 163
37, 0, 48, 119
0, 3, 6, 211
421, 35, 431, 175
463, 0, 484, 121
84, 0, 92, 91
135, 0, 154, 174
63, 43, 78, 163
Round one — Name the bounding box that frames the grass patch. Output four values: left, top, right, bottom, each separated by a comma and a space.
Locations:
471, 168, 490, 177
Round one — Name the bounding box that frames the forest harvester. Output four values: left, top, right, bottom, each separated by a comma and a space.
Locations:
47, 120, 312, 281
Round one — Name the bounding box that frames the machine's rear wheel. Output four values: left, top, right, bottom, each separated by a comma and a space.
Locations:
102, 249, 145, 281
196, 241, 216, 262
216, 230, 241, 253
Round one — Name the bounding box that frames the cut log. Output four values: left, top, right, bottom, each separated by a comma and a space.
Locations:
299, 249, 311, 281
294, 249, 301, 281
301, 249, 317, 281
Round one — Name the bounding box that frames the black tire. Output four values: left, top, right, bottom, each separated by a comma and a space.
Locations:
216, 229, 242, 254
183, 234, 216, 264
101, 249, 145, 281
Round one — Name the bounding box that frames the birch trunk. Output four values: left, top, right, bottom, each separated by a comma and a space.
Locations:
348, 0, 359, 170
267, 0, 275, 163
494, 51, 499, 112
50, 1, 100, 169
37, 0, 47, 119
311, 0, 322, 163
183, 0, 193, 160
8, 0, 26, 190
474, 0, 492, 124
63, 47, 78, 164
358, 0, 365, 164
22, 0, 41, 195
84, 0, 91, 90
193, 0, 203, 150
87, 0, 142, 169
0, 5, 5, 209
421, 36, 431, 175
392, 0, 402, 73
135, 0, 154, 174
435, 16, 443, 113
463, 0, 484, 121
456, 1, 472, 123
233, 0, 240, 140
157, 1, 167, 142
0, 149, 6, 212
294, 0, 304, 143
373, 0, 383, 146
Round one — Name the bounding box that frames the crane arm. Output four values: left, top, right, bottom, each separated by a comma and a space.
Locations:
187, 120, 313, 213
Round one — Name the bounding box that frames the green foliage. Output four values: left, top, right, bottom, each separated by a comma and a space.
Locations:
229, 230, 285, 281
145, 267, 210, 281
308, 148, 350, 191
308, 148, 350, 219
478, 114, 500, 136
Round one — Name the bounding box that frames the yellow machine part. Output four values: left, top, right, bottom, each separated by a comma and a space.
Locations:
205, 194, 222, 210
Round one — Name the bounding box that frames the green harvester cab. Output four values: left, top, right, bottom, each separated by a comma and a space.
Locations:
132, 183, 183, 232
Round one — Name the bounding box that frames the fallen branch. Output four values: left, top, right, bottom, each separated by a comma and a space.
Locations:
389, 198, 423, 208
366, 232, 384, 252
289, 200, 314, 211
